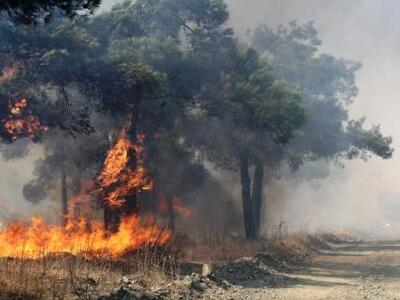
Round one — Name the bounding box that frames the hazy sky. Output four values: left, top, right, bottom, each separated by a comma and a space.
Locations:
3, 0, 400, 236
224, 0, 400, 236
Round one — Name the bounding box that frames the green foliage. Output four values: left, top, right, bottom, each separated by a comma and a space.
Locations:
190, 45, 306, 171
252, 21, 393, 166
346, 119, 393, 160
0, 0, 101, 24
0, 1, 393, 236
0, 0, 231, 204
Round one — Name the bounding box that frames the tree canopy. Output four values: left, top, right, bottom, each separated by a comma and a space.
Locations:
0, 2, 393, 239
252, 21, 393, 166
0, 0, 101, 24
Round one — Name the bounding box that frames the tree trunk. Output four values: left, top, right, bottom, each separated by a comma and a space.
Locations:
167, 195, 175, 232
123, 101, 141, 217
240, 152, 256, 240
104, 206, 120, 233
61, 166, 68, 226
252, 161, 264, 238
108, 89, 143, 231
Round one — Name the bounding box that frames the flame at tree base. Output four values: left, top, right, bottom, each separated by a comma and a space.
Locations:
0, 215, 171, 259
0, 114, 168, 260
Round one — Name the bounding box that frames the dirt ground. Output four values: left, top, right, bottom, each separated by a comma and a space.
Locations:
213, 240, 400, 300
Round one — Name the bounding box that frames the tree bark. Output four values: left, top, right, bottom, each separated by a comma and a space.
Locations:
167, 195, 175, 233
240, 152, 256, 239
61, 166, 68, 226
123, 99, 141, 217
252, 161, 264, 238
104, 206, 121, 233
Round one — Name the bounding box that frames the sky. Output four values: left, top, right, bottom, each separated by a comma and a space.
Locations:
2, 0, 400, 237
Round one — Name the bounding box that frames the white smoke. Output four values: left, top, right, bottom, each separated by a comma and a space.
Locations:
226, 0, 400, 238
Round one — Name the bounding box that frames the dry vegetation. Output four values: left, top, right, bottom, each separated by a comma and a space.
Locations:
0, 244, 176, 299
0, 229, 347, 299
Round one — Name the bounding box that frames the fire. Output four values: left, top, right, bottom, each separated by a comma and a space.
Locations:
0, 118, 171, 259
2, 98, 48, 141
159, 196, 193, 218
173, 197, 192, 218
0, 215, 170, 259
67, 180, 95, 220
98, 123, 153, 208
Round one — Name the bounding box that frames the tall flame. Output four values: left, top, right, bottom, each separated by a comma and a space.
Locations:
2, 98, 48, 141
98, 123, 153, 208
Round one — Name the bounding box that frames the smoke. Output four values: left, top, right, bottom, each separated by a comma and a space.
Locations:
1, 0, 399, 239
0, 144, 60, 223
225, 0, 400, 238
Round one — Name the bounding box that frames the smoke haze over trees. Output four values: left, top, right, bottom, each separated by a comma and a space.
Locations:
0, 0, 396, 239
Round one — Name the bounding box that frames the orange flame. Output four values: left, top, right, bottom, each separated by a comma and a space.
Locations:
173, 197, 192, 218
0, 118, 171, 259
67, 180, 95, 220
0, 215, 170, 259
158, 196, 193, 218
2, 98, 48, 141
98, 123, 153, 208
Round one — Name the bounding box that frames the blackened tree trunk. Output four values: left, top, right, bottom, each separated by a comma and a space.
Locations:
252, 161, 264, 238
104, 206, 121, 232
104, 206, 111, 231
167, 195, 175, 232
123, 92, 142, 217
61, 165, 68, 226
240, 152, 256, 239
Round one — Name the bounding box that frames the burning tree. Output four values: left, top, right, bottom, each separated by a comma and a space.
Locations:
97, 122, 153, 231
0, 0, 225, 234
0, 0, 393, 247
1, 98, 48, 142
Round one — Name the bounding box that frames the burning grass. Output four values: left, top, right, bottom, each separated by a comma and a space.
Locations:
0, 222, 347, 299
0, 215, 171, 259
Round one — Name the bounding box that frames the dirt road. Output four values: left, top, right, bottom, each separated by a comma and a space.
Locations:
268, 241, 400, 299
213, 241, 400, 299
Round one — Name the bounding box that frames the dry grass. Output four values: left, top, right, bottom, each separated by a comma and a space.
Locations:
0, 227, 341, 299
0, 255, 113, 299
177, 227, 334, 266
180, 238, 266, 263
0, 242, 177, 300
267, 232, 323, 264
